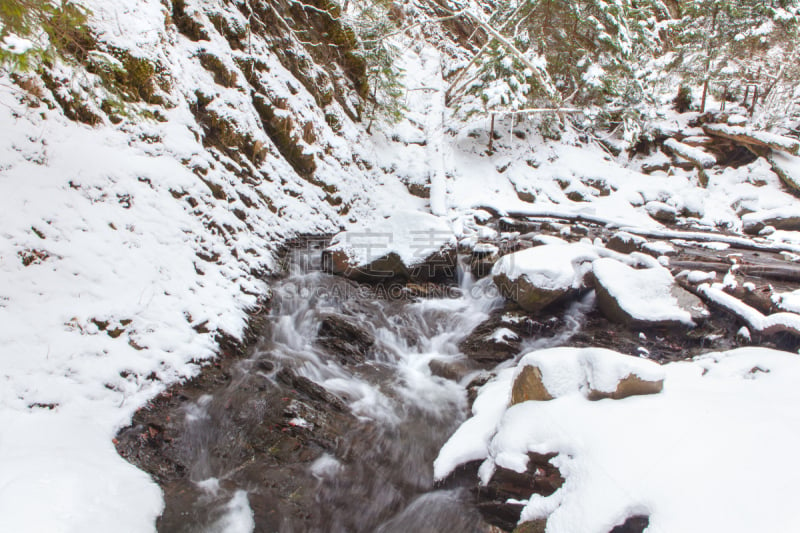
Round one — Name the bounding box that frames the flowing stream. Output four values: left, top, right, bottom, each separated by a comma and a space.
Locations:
131, 244, 593, 532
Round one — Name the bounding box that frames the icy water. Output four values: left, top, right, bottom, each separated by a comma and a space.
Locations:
245, 246, 499, 532
119, 244, 593, 532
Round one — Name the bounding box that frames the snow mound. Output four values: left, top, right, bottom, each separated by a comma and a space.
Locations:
325, 210, 455, 269
435, 347, 800, 533
492, 243, 597, 291
592, 258, 700, 326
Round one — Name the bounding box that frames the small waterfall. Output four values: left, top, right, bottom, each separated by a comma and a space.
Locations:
165, 245, 593, 532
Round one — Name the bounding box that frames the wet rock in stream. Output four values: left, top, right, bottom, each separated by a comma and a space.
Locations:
459, 307, 563, 365
115, 358, 357, 532
316, 313, 376, 365
437, 453, 563, 532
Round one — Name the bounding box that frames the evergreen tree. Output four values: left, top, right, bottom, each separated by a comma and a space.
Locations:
347, 0, 406, 132
671, 0, 800, 113
448, 0, 665, 115
0, 0, 92, 71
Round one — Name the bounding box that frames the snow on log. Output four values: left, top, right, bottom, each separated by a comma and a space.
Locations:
680, 135, 714, 147
767, 151, 800, 196
664, 138, 717, 168
697, 284, 800, 337
703, 124, 800, 155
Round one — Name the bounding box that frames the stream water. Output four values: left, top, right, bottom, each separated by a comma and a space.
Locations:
120, 243, 594, 532
114, 228, 800, 532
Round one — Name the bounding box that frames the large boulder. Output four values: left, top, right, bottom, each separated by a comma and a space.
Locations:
741, 207, 800, 235
492, 243, 598, 313
510, 347, 665, 405
322, 210, 456, 283
591, 258, 708, 327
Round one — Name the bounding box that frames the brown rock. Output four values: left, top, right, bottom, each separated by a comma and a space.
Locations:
606, 231, 646, 254
316, 314, 375, 365
321, 247, 457, 284
428, 358, 477, 382
511, 365, 553, 405
494, 272, 571, 313
587, 373, 664, 401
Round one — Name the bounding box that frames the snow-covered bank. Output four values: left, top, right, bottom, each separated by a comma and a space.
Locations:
436, 347, 800, 532
0, 85, 345, 530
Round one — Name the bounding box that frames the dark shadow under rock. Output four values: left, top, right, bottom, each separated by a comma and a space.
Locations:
609, 515, 650, 533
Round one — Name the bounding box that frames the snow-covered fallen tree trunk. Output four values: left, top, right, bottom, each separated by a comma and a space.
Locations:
664, 138, 717, 169
670, 260, 800, 283
768, 152, 800, 196
617, 226, 800, 254
703, 124, 800, 155
697, 284, 800, 337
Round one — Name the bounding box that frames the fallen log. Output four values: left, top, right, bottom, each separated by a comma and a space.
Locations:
670, 260, 800, 283
703, 123, 800, 155
768, 151, 800, 197
664, 138, 717, 169
696, 283, 800, 337
618, 226, 800, 254
680, 135, 715, 148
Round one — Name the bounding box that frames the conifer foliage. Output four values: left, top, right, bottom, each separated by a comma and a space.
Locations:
447, 0, 665, 115
671, 0, 800, 115
0, 0, 93, 71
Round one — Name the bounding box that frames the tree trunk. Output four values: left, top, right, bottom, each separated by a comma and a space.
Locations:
700, 78, 709, 113
488, 113, 495, 154
750, 86, 758, 117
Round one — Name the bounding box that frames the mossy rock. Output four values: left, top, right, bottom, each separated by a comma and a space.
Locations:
252, 93, 316, 176
198, 51, 237, 88
172, 0, 209, 41
514, 520, 548, 533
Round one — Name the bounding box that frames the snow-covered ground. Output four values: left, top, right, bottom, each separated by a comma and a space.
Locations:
435, 346, 800, 533
2, 0, 800, 531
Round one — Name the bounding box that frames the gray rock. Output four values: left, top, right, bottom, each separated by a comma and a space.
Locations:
493, 272, 572, 313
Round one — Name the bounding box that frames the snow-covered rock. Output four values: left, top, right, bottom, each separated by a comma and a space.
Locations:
768, 152, 800, 195
773, 289, 800, 314
592, 258, 707, 327
741, 207, 800, 235
492, 243, 598, 312
322, 210, 456, 282
644, 201, 677, 224
606, 231, 648, 254
509, 347, 664, 405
